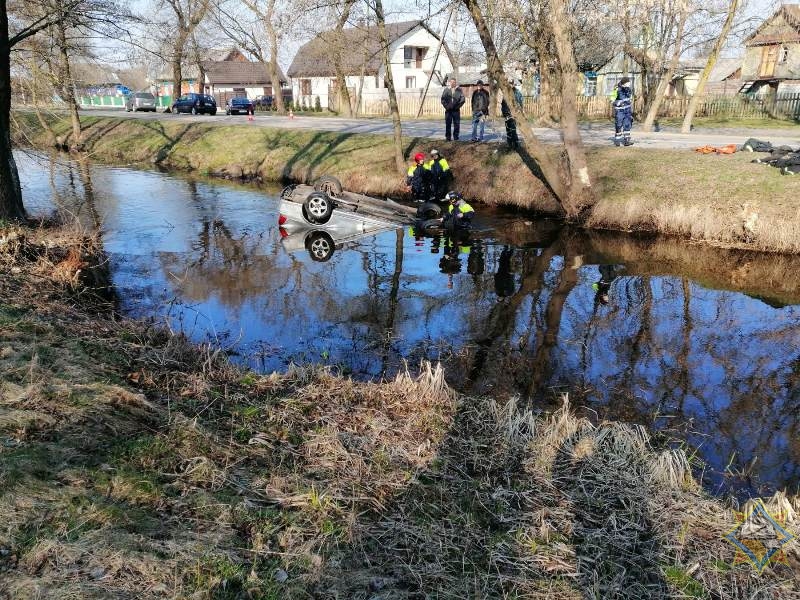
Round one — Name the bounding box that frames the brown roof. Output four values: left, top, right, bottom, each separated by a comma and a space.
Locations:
288, 20, 441, 78
746, 4, 800, 46
203, 61, 286, 86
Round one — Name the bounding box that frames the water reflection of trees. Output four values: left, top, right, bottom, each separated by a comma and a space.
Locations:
44, 164, 800, 495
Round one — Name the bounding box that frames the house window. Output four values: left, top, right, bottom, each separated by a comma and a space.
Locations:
405, 76, 417, 88
404, 46, 426, 68
300, 79, 311, 96
780, 45, 790, 64
583, 72, 597, 96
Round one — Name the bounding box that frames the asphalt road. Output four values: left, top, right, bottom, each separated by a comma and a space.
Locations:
82, 108, 800, 150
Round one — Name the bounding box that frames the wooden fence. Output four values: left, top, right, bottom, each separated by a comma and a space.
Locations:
336, 90, 800, 120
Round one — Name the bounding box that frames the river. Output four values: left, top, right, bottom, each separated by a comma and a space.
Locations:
16, 150, 800, 499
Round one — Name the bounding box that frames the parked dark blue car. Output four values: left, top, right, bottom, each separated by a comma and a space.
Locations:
225, 96, 255, 115
171, 93, 217, 115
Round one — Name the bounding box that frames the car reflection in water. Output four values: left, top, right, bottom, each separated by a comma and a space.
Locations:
279, 227, 372, 262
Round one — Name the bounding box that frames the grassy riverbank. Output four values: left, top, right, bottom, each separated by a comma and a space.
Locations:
2, 223, 800, 598
12, 112, 800, 253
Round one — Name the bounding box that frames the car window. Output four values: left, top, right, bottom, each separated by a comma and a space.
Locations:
135, 93, 155, 99
205, 95, 216, 103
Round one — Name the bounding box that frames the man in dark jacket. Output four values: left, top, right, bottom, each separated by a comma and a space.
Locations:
470, 80, 490, 142
611, 77, 634, 147
441, 78, 465, 141
425, 149, 451, 200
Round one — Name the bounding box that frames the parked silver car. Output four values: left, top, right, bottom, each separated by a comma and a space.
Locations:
125, 92, 157, 112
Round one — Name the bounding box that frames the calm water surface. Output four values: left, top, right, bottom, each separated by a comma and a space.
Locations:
17, 151, 800, 499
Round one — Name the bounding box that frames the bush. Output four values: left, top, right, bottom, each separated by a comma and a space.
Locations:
301, 97, 308, 111
314, 96, 321, 112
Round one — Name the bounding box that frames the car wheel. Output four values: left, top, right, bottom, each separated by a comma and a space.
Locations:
417, 202, 442, 219
313, 175, 343, 198
305, 231, 335, 262
302, 192, 334, 224
280, 184, 297, 201
419, 218, 444, 234
191, 105, 197, 115
211, 109, 217, 116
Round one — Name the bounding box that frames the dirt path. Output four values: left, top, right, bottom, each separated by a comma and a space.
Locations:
77, 108, 800, 150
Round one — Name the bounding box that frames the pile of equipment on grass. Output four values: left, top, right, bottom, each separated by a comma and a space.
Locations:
742, 137, 800, 175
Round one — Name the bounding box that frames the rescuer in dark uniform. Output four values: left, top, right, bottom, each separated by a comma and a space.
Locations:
405, 152, 430, 201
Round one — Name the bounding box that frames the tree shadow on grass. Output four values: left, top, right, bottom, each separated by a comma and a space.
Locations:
139, 121, 196, 165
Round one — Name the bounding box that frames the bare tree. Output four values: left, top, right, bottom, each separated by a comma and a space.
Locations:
642, 0, 688, 131
373, 0, 404, 174
681, 0, 739, 132
163, 0, 210, 105
1, 0, 90, 220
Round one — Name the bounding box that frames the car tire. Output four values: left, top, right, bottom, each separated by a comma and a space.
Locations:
191, 106, 198, 115
305, 231, 335, 262
417, 202, 442, 219
211, 109, 217, 116
302, 192, 334, 224
313, 175, 343, 198
419, 218, 444, 234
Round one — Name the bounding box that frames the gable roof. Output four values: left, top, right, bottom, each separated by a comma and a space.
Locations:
746, 4, 800, 46
203, 61, 287, 86
288, 20, 442, 78
708, 57, 741, 82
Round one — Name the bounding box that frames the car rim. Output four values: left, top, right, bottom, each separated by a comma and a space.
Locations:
309, 238, 331, 258
307, 196, 329, 218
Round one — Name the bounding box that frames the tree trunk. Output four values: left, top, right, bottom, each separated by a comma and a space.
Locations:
462, 0, 568, 211
331, 0, 355, 117
681, 0, 739, 133
642, 4, 687, 131
267, 44, 285, 114
374, 0, 404, 175
548, 0, 595, 212
264, 0, 285, 114
172, 31, 187, 106
0, 0, 25, 222
56, 19, 81, 151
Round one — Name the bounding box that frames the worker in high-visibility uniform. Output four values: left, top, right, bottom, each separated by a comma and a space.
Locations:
405, 152, 430, 201
425, 149, 451, 201
441, 191, 474, 230
611, 77, 634, 147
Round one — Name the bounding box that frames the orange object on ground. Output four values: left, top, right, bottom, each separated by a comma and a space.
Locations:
694, 144, 737, 154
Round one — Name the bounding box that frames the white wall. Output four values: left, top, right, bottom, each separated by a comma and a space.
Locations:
291, 26, 454, 109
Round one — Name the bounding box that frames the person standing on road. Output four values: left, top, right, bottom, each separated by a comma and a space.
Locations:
470, 80, 490, 142
611, 77, 634, 147
426, 149, 451, 201
441, 78, 465, 141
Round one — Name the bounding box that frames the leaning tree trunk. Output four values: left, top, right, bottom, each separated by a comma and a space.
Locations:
0, 0, 25, 222
642, 4, 687, 131
548, 0, 595, 212
681, 0, 739, 133
55, 19, 81, 150
375, 0, 404, 175
462, 0, 568, 211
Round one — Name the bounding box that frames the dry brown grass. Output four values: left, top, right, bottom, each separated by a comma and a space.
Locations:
2, 217, 800, 599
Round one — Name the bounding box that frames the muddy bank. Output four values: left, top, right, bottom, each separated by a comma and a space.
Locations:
1, 223, 799, 598
12, 111, 800, 253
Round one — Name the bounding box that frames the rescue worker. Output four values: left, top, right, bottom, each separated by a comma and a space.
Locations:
611, 77, 634, 147
425, 149, 451, 201
441, 191, 474, 230
592, 264, 621, 306
406, 152, 430, 201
